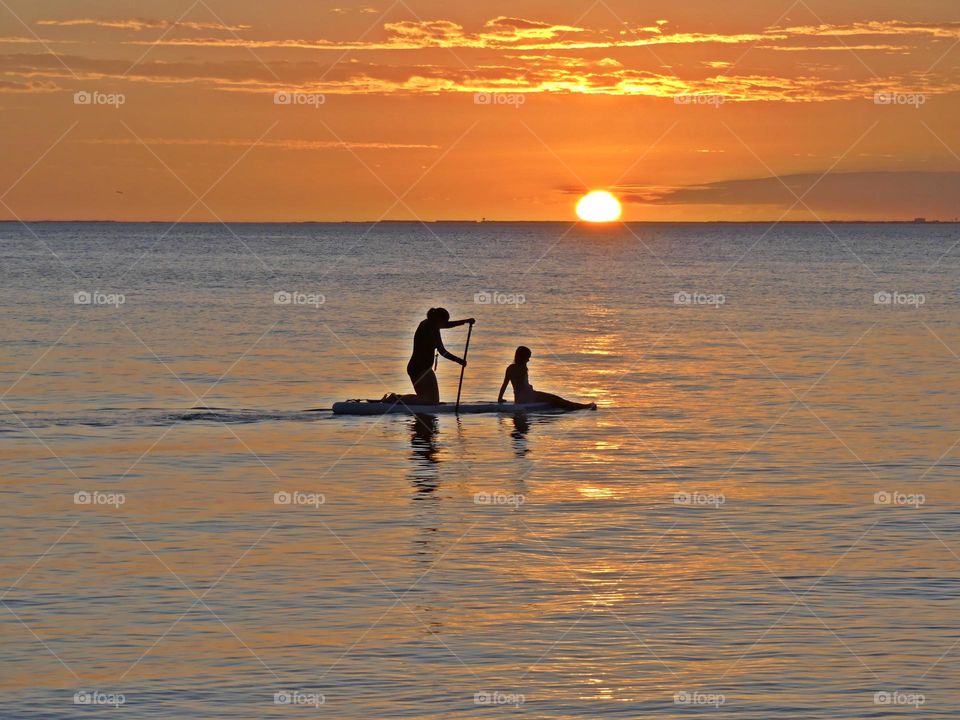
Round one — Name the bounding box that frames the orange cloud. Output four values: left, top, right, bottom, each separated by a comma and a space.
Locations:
775, 20, 960, 39
97, 16, 960, 57
3, 50, 957, 103
0, 78, 59, 92
82, 138, 438, 150
36, 18, 251, 32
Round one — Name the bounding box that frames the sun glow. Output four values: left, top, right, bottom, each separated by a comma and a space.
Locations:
576, 190, 622, 222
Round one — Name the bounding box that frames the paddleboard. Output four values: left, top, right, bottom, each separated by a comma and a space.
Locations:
331, 400, 560, 415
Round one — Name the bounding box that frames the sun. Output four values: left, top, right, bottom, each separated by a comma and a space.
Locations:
576, 190, 622, 223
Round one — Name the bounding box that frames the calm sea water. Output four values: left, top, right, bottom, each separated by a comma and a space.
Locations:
1, 222, 959, 718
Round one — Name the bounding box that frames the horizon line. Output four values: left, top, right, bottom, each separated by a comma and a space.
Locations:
2, 219, 957, 225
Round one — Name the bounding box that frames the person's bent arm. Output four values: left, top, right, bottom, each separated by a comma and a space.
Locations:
497, 368, 511, 403
435, 334, 465, 366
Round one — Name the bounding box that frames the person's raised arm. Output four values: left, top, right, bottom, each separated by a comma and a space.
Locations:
442, 317, 475, 329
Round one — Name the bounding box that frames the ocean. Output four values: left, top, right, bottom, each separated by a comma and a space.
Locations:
1, 221, 958, 717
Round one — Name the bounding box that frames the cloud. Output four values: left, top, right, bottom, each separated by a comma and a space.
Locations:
37, 18, 251, 32
119, 22, 760, 52
0, 78, 59, 92
774, 20, 960, 40
82, 138, 439, 150
3, 50, 958, 102
112, 17, 960, 53
616, 171, 960, 218
331, 7, 379, 14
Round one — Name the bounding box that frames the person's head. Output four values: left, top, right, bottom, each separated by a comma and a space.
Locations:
514, 346, 532, 365
426, 307, 450, 326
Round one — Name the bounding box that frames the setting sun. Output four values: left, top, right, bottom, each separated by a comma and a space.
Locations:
576, 191, 623, 223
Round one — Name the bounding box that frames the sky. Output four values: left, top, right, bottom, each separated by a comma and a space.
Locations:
1, 0, 958, 221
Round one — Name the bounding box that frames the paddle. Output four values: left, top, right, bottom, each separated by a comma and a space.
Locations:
455, 321, 474, 413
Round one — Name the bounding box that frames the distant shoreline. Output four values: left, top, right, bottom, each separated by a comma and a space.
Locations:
2, 220, 958, 225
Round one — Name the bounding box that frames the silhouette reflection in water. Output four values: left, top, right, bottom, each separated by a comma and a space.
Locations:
504, 412, 565, 458
408, 413, 443, 601
510, 413, 531, 457
409, 413, 440, 495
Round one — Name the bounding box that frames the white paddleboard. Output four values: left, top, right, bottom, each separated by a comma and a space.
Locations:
331, 400, 557, 415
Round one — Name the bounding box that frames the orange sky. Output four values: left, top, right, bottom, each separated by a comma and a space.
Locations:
1, 0, 959, 221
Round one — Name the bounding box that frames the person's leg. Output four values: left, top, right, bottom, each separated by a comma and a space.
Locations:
404, 368, 440, 405
532, 390, 595, 410
417, 370, 440, 404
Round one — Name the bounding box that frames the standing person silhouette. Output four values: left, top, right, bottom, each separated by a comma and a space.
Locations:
399, 308, 474, 405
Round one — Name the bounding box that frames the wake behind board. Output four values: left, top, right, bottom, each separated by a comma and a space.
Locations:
331, 400, 559, 416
